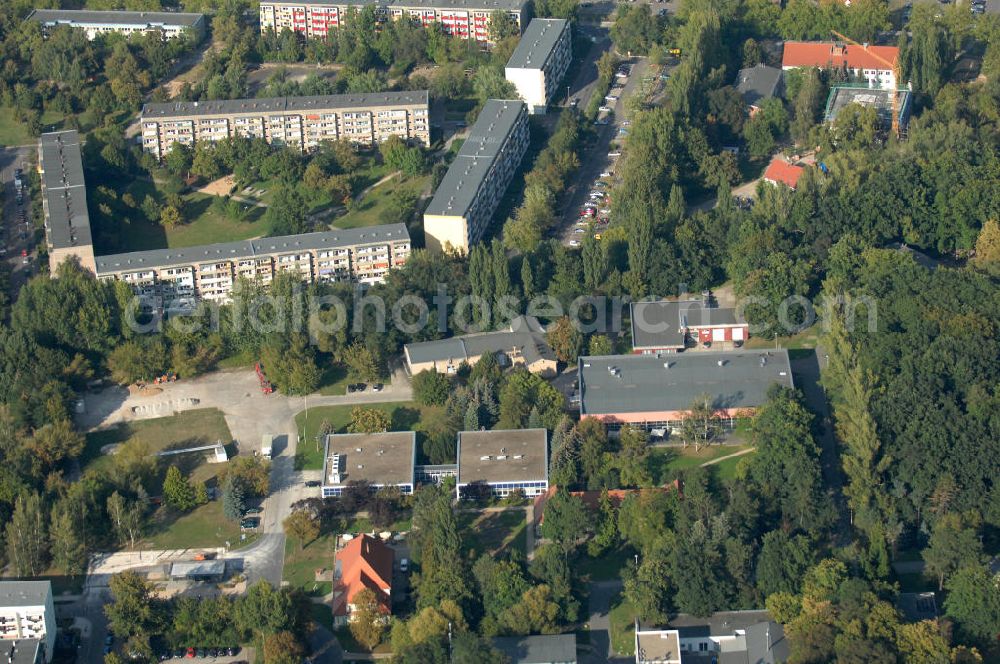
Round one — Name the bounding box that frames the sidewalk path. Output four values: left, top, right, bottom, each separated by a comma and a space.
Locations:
700, 447, 755, 467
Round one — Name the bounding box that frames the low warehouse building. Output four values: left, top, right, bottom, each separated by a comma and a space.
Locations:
169, 560, 226, 581
456, 428, 549, 499
322, 432, 416, 498
578, 350, 794, 432
630, 300, 749, 353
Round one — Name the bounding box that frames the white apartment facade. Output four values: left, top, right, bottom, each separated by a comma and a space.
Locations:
27, 9, 206, 41
259, 0, 528, 45
0, 581, 56, 663
505, 18, 572, 114
95, 225, 411, 308
140, 92, 430, 159
423, 99, 528, 253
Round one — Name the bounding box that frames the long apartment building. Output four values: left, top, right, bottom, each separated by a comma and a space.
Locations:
95, 224, 411, 307
505, 18, 572, 114
140, 91, 430, 159
0, 581, 56, 663
39, 131, 96, 275
259, 0, 527, 45
423, 99, 528, 253
27, 9, 206, 41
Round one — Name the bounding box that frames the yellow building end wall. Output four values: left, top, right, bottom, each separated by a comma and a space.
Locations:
423, 214, 470, 254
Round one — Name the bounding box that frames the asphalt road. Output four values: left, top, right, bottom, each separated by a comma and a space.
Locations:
558, 54, 658, 246
582, 580, 630, 664
0, 145, 37, 296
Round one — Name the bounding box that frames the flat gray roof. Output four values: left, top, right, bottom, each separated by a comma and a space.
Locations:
323, 432, 416, 488
170, 560, 226, 578
265, 0, 527, 12
28, 9, 204, 27
39, 131, 93, 252
424, 99, 525, 219
635, 630, 681, 664
0, 580, 51, 607
631, 300, 744, 350
94, 223, 408, 274
493, 634, 577, 663
578, 351, 794, 416
142, 90, 428, 119
506, 18, 569, 70
457, 428, 547, 485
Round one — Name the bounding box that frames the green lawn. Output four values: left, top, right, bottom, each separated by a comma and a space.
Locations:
106, 181, 270, 252
82, 409, 257, 551
577, 545, 635, 582
283, 534, 338, 597
458, 509, 527, 558
0, 107, 65, 145
608, 593, 638, 657
83, 408, 233, 480
649, 444, 750, 484
294, 402, 448, 471
143, 499, 254, 550
332, 174, 429, 230
317, 364, 350, 396
713, 450, 753, 480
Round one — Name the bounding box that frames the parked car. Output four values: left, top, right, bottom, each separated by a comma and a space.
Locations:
400, 558, 409, 573
243, 506, 262, 515
372, 383, 384, 392
240, 517, 260, 530
569, 240, 581, 247
305, 480, 321, 488
185, 648, 195, 659
173, 648, 185, 658
608, 151, 622, 158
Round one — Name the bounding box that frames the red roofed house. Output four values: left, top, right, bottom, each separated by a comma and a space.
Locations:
763, 158, 806, 190
332, 534, 394, 626
782, 41, 898, 90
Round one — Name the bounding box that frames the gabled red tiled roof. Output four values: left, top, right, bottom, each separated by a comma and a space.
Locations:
332, 534, 393, 617
763, 159, 806, 190
782, 41, 898, 72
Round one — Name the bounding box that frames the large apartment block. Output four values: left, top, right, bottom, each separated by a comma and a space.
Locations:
505, 18, 572, 114
0, 581, 56, 662
95, 224, 411, 307
140, 91, 430, 159
259, 0, 528, 45
423, 99, 528, 253
27, 9, 206, 41
39, 131, 96, 275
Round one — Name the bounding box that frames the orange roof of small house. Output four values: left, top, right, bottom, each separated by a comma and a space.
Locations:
763, 159, 806, 189
332, 534, 393, 616
782, 41, 898, 72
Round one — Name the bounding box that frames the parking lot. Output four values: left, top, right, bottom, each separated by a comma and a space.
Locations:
558, 55, 663, 246
1, 146, 36, 294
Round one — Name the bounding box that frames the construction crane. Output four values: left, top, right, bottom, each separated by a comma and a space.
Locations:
831, 30, 903, 137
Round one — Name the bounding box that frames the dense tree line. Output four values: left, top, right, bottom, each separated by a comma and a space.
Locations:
0, 13, 198, 135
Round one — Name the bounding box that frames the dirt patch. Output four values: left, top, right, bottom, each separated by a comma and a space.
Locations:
197, 175, 236, 197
